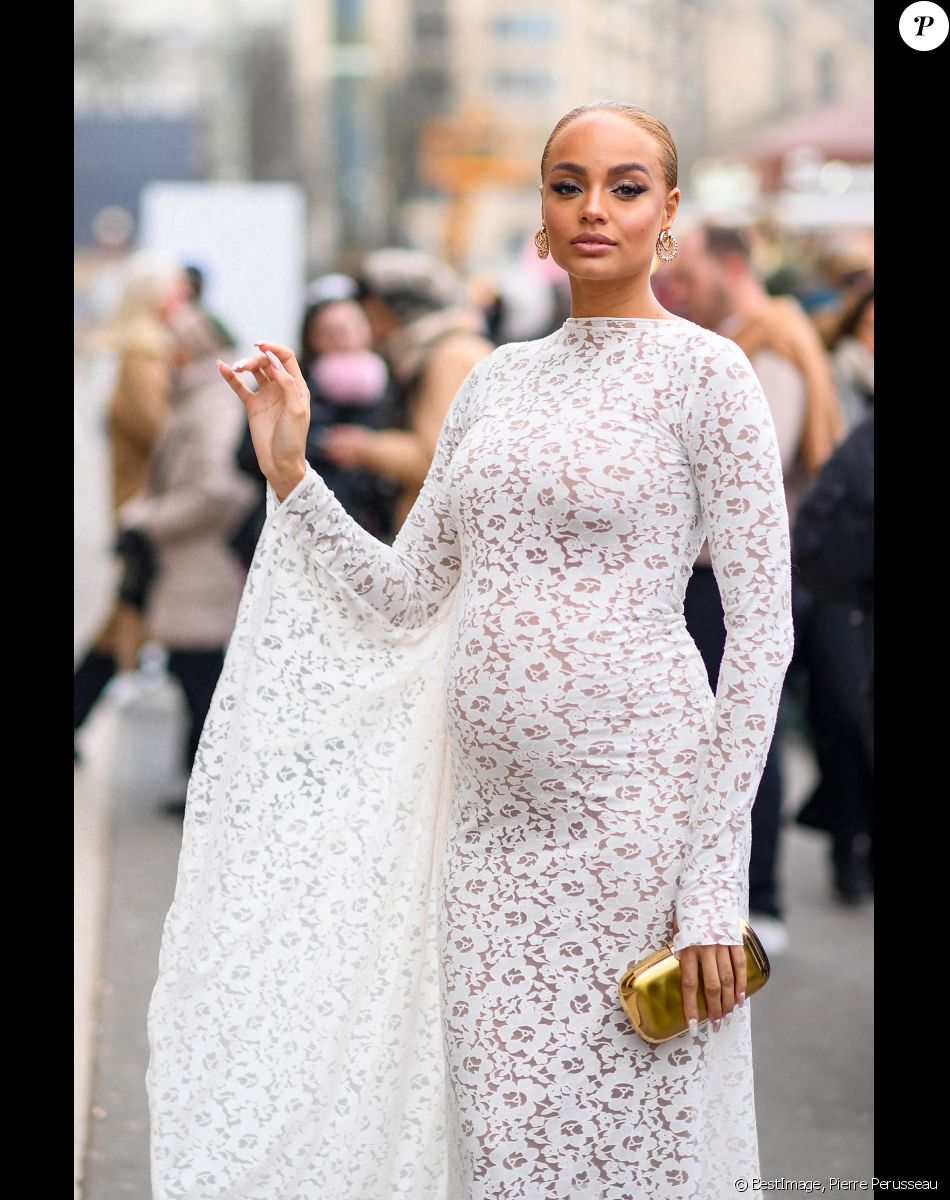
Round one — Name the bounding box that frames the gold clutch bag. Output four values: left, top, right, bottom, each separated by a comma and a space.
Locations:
617, 919, 771, 1044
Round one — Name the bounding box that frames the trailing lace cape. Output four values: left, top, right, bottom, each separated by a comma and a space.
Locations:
147, 474, 458, 1197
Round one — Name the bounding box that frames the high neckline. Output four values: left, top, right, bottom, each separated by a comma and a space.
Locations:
563, 315, 691, 327
557, 315, 697, 347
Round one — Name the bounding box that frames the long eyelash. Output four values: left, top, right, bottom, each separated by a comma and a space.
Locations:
549, 181, 647, 197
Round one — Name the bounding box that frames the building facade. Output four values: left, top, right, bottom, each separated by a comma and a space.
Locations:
75, 0, 872, 269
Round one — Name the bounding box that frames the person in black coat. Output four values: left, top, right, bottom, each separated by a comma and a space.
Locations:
231, 286, 398, 567
792, 414, 874, 899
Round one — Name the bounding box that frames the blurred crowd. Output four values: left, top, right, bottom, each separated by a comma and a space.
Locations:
75, 223, 873, 951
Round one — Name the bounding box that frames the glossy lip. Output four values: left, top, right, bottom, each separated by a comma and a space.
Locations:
570, 233, 617, 254
570, 233, 617, 246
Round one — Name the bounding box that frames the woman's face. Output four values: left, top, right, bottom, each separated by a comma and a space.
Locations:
157, 272, 190, 321
307, 300, 373, 356
540, 111, 679, 284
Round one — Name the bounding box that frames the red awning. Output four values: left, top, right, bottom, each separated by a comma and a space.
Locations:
727, 92, 874, 163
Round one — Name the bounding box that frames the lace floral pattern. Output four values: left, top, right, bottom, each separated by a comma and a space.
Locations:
148, 316, 793, 1199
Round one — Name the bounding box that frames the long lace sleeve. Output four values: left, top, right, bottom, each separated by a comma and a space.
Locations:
147, 363, 470, 1200
672, 341, 796, 952
263, 358, 486, 630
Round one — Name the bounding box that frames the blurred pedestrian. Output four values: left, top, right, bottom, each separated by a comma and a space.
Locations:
117, 304, 258, 813
468, 266, 564, 344
300, 280, 397, 537
663, 223, 848, 949
231, 276, 397, 566
183, 263, 238, 351
354, 248, 495, 530
793, 412, 873, 751
73, 255, 190, 753
791, 412, 875, 900
827, 286, 874, 432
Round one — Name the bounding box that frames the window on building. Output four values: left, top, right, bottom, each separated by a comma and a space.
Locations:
334, 0, 362, 43
415, 69, 450, 102
816, 48, 838, 103
412, 11, 448, 40
491, 13, 556, 39
491, 69, 553, 97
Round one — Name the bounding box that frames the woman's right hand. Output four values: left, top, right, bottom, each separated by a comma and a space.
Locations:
218, 342, 311, 501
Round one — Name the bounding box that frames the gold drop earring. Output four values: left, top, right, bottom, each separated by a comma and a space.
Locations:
534, 224, 550, 260
655, 228, 678, 262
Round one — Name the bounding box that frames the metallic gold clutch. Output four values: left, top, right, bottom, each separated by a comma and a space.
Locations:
617, 919, 771, 1044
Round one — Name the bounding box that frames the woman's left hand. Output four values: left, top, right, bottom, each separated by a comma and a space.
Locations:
672, 916, 747, 1033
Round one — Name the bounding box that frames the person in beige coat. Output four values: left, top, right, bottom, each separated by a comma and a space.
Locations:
117, 306, 258, 810
74, 257, 189, 754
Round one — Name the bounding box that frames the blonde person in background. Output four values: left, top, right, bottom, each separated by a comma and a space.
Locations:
117, 304, 259, 814
74, 255, 190, 759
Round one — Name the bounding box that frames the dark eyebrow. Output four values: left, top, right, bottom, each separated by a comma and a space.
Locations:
608, 162, 653, 178
549, 161, 653, 180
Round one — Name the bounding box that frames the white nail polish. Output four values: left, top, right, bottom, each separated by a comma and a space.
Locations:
265, 349, 283, 371
737, 991, 746, 1008
712, 1019, 721, 1033
688, 1018, 698, 1035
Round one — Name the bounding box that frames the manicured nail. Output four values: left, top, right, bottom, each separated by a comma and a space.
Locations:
233, 360, 247, 371
264, 349, 284, 372
688, 1018, 698, 1035
737, 991, 746, 1008
712, 1019, 721, 1033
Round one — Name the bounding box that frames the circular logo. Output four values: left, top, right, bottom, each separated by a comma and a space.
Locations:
900, 2, 949, 48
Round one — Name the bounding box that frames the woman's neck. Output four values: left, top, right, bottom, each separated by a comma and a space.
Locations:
568, 278, 677, 321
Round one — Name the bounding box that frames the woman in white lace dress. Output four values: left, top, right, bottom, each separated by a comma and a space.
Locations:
147, 103, 794, 1199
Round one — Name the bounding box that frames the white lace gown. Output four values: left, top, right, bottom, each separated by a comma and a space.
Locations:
147, 316, 794, 1199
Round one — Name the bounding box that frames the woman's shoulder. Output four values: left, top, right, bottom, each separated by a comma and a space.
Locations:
472, 330, 562, 376
666, 327, 769, 404
444, 337, 555, 432
670, 321, 754, 366
451, 337, 533, 393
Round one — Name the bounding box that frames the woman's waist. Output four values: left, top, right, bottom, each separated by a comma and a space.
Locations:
452, 600, 696, 655
448, 624, 709, 708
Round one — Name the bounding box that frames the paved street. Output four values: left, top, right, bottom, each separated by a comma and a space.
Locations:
74, 352, 872, 1197
75, 714, 872, 1198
